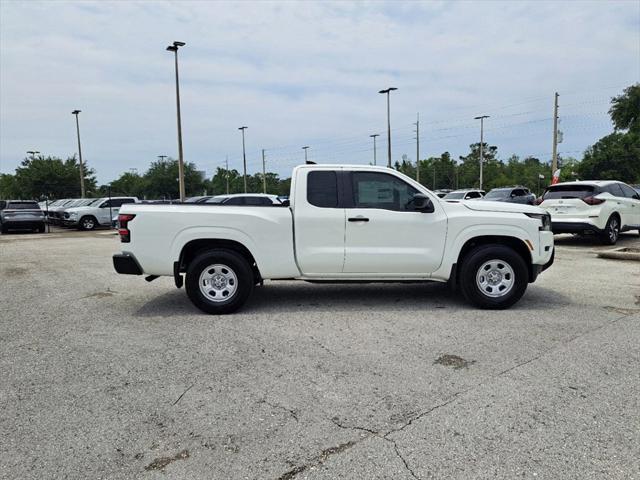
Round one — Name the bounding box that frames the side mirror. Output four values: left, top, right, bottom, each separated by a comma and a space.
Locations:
411, 193, 434, 213
281, 199, 290, 207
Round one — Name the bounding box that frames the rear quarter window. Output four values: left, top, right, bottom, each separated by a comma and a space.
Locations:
307, 171, 338, 208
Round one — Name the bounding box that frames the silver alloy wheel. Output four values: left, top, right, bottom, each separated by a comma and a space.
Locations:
198, 263, 238, 303
476, 259, 515, 298
609, 217, 619, 242
82, 217, 95, 229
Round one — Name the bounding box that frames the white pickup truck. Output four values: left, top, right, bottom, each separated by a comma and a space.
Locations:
113, 165, 554, 313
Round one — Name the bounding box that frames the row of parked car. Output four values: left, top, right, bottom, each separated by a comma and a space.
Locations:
434, 186, 538, 204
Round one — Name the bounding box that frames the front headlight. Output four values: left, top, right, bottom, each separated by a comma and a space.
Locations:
525, 212, 551, 231
69, 212, 78, 219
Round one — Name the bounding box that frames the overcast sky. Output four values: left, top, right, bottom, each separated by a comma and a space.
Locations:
1, 0, 638, 183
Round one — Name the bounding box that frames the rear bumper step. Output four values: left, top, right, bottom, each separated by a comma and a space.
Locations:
113, 253, 143, 275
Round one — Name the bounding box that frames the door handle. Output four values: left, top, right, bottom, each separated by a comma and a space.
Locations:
348, 217, 369, 222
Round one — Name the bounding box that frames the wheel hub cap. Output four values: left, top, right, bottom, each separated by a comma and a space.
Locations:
199, 264, 238, 303
476, 259, 515, 298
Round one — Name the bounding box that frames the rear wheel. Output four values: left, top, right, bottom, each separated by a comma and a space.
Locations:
79, 216, 97, 231
459, 244, 529, 309
37, 224, 45, 233
600, 215, 620, 245
185, 249, 254, 314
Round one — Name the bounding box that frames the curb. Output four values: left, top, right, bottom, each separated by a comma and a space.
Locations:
597, 247, 640, 261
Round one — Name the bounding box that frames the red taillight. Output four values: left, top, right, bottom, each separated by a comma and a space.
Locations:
535, 197, 544, 205
582, 196, 604, 206
118, 214, 135, 242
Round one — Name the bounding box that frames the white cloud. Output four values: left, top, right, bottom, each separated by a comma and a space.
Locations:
1, 0, 638, 182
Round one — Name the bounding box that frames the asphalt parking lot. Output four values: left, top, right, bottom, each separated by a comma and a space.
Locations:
1, 229, 639, 480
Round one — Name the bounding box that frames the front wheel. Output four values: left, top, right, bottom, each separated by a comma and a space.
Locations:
79, 216, 97, 231
599, 215, 620, 245
459, 244, 529, 309
185, 249, 254, 314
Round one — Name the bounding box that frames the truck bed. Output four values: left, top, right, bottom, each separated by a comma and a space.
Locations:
120, 203, 300, 278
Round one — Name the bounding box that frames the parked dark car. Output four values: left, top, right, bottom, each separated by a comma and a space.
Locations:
482, 187, 536, 205
0, 200, 46, 233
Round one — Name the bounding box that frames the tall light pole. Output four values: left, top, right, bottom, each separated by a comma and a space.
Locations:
225, 155, 230, 194
414, 113, 420, 183
238, 126, 248, 192
71, 110, 86, 198
369, 134, 379, 165
302, 146, 309, 163
166, 41, 186, 202
261, 149, 267, 194
378, 87, 397, 168
474, 115, 489, 190
551, 92, 559, 177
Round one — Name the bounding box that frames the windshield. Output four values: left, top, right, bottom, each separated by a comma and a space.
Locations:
543, 185, 595, 200
443, 192, 465, 200
206, 197, 226, 204
485, 189, 510, 199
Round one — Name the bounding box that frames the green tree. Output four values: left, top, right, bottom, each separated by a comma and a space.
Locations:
578, 84, 640, 182
6, 155, 96, 200
108, 172, 147, 197
0, 174, 19, 198
609, 83, 640, 133
143, 158, 205, 199
457, 143, 500, 189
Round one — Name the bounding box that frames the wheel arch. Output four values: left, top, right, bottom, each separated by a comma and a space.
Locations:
456, 235, 534, 283
178, 238, 261, 283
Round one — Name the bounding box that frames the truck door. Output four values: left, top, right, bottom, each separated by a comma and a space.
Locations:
342, 170, 447, 275
293, 169, 346, 275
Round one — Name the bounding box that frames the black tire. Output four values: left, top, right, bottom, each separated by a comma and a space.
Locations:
0, 225, 7, 234
185, 249, 254, 314
79, 216, 97, 231
37, 224, 46, 233
599, 214, 620, 245
459, 244, 529, 309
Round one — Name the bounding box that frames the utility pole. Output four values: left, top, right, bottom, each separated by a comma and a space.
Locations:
238, 126, 248, 192
474, 115, 489, 190
71, 110, 86, 198
414, 113, 420, 183
551, 92, 559, 176
369, 134, 379, 165
378, 87, 397, 168
166, 41, 186, 202
261, 149, 267, 193
225, 156, 230, 194
302, 146, 309, 163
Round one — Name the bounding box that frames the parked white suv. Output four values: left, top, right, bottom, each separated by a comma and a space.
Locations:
538, 180, 640, 244
63, 197, 138, 230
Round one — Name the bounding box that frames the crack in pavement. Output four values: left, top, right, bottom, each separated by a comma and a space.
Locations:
274, 313, 634, 480
259, 399, 299, 422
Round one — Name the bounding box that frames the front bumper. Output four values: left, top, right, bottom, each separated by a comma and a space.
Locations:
113, 253, 143, 275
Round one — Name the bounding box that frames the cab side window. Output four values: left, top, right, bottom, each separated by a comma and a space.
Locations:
307, 171, 339, 208
351, 172, 418, 211
224, 197, 245, 206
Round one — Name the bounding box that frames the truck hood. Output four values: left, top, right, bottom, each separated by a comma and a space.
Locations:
460, 200, 544, 215
64, 206, 95, 213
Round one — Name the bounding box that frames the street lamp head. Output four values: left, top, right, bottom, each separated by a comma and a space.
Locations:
167, 41, 185, 51
378, 87, 398, 94
302, 146, 309, 150
474, 115, 490, 120
71, 110, 81, 115
370, 134, 379, 138
238, 126, 248, 131
166, 46, 177, 52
